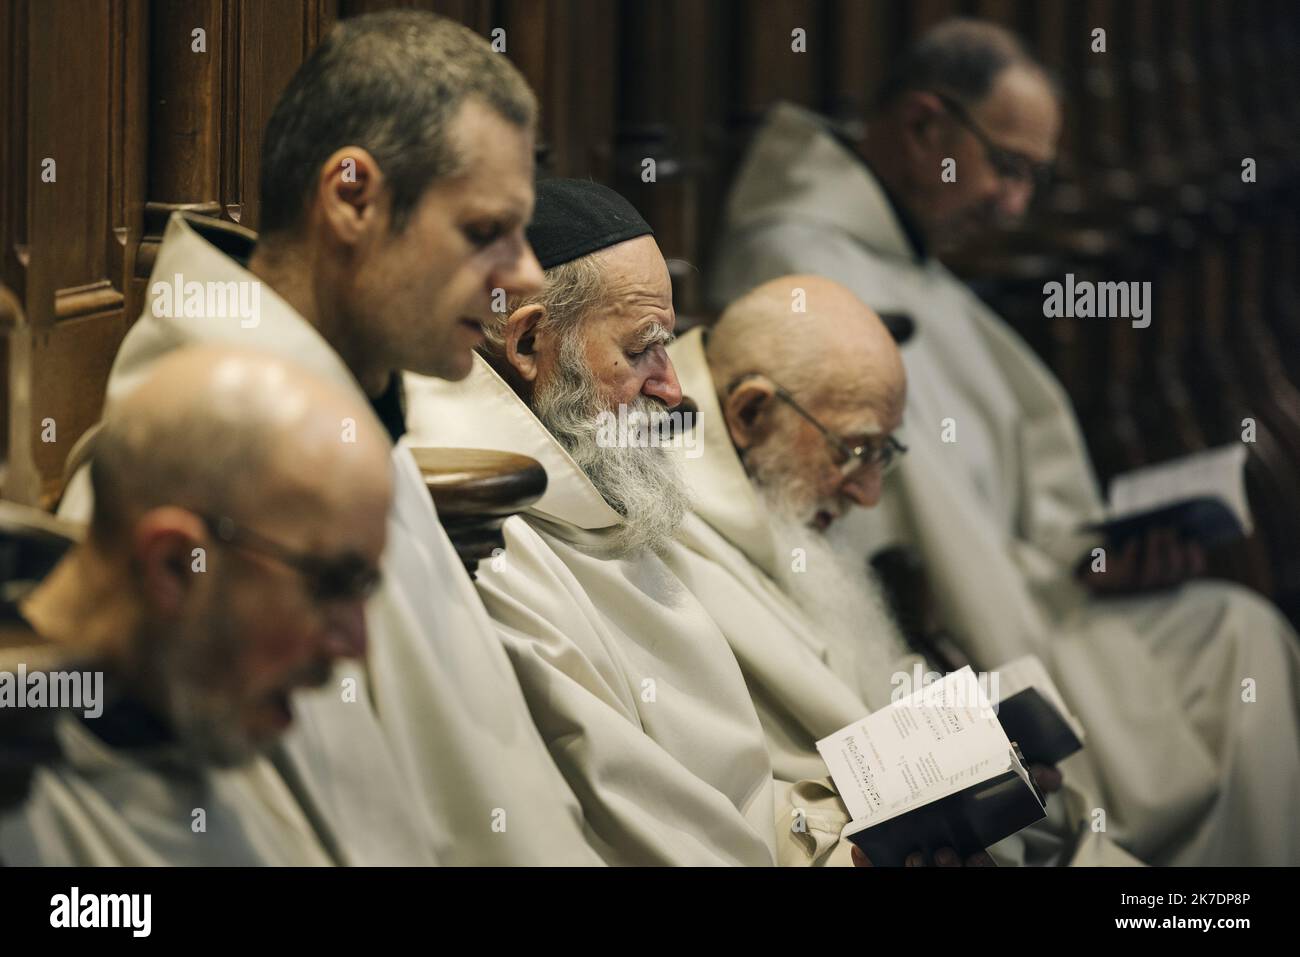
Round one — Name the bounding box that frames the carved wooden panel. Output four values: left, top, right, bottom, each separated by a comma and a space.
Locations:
5, 0, 147, 503
731, 0, 823, 134
225, 0, 334, 231
615, 0, 722, 314
140, 0, 225, 279
2, 0, 334, 501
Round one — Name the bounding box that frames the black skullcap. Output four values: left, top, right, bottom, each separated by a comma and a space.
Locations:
526, 178, 654, 270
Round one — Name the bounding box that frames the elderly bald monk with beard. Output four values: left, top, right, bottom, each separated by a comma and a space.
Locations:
1, 346, 395, 865
407, 179, 901, 865
667, 276, 1140, 866
711, 19, 1300, 865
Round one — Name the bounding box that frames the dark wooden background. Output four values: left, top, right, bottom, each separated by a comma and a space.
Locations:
5, 0, 1300, 619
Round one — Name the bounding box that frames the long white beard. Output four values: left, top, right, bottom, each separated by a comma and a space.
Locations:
533, 333, 689, 557
745, 434, 845, 528
760, 485, 909, 711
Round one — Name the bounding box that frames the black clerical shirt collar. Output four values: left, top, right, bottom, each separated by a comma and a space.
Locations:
4, 608, 177, 754
828, 128, 930, 264
79, 678, 177, 752
370, 372, 408, 442
83, 697, 176, 751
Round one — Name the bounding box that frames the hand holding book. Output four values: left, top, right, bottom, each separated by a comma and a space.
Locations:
1029, 764, 1063, 794
1078, 526, 1209, 594
1076, 445, 1248, 593
817, 668, 1047, 866
851, 845, 997, 867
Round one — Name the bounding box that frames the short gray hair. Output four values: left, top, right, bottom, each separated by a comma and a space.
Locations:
260, 10, 537, 237
482, 252, 608, 355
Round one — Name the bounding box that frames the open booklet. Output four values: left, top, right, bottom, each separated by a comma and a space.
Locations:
1086, 443, 1251, 548
816, 668, 1045, 866
993, 655, 1086, 765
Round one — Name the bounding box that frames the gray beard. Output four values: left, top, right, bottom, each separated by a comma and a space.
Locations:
533, 332, 689, 558
144, 574, 331, 769
144, 603, 261, 769
759, 483, 909, 711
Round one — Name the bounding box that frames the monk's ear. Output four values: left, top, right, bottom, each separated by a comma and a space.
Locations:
724, 380, 776, 452
132, 507, 208, 618
315, 147, 387, 246
896, 90, 948, 157
503, 303, 548, 382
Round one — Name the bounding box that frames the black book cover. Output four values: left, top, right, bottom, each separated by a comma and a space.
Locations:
997, 688, 1084, 765
845, 759, 1046, 866
1086, 497, 1243, 548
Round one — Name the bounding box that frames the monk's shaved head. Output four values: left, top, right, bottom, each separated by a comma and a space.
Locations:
705, 276, 911, 695
707, 275, 906, 532
90, 346, 391, 545
707, 274, 905, 427
30, 345, 393, 767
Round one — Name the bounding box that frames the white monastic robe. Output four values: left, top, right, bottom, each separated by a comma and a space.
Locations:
665, 327, 1140, 867
708, 102, 1300, 865
0, 621, 335, 866
58, 213, 599, 866
406, 357, 831, 865
1, 713, 337, 866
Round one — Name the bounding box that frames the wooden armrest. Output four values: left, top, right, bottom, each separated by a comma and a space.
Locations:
1, 499, 81, 545
0, 501, 81, 551
0, 502, 82, 619
409, 448, 548, 577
